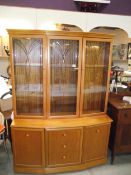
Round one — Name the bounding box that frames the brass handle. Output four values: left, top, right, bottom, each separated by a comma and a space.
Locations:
63, 144, 67, 148
62, 155, 66, 159
96, 129, 100, 133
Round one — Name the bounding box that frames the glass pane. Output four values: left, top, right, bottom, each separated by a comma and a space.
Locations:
50, 39, 79, 116
83, 41, 110, 114
13, 38, 43, 115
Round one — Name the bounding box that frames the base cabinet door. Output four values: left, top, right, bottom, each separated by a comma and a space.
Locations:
45, 127, 83, 167
12, 128, 44, 167
82, 125, 110, 163
116, 124, 131, 153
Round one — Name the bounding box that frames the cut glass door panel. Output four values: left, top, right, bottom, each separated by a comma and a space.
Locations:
50, 39, 80, 116
83, 41, 110, 114
13, 37, 43, 115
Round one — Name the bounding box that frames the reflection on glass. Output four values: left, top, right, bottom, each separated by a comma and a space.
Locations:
13, 38, 43, 115
83, 41, 110, 114
50, 39, 79, 116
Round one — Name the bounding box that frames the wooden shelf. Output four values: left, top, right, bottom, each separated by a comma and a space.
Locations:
113, 59, 127, 61
85, 65, 107, 68
74, 0, 110, 4
15, 63, 42, 66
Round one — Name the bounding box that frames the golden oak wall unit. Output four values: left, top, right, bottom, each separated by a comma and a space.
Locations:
8, 30, 113, 174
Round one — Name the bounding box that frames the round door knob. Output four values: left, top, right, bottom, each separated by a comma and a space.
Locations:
96, 129, 100, 133
63, 144, 67, 148
62, 155, 66, 159
63, 133, 67, 137
26, 133, 29, 137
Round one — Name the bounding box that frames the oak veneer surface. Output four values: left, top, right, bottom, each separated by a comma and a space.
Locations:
82, 125, 110, 162
12, 129, 44, 166
11, 115, 112, 128
8, 30, 114, 39
14, 158, 107, 174
46, 128, 82, 167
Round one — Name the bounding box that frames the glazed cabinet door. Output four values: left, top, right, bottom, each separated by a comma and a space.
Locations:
12, 128, 44, 167
11, 36, 45, 117
82, 124, 110, 162
45, 127, 83, 167
47, 37, 82, 118
80, 39, 111, 115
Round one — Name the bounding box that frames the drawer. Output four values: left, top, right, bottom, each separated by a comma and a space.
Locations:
45, 127, 82, 167
119, 109, 131, 124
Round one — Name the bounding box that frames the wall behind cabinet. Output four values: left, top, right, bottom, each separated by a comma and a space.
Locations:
0, 58, 9, 77
1, 6, 131, 36
0, 0, 131, 15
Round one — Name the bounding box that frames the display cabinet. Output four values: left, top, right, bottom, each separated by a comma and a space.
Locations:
9, 30, 113, 174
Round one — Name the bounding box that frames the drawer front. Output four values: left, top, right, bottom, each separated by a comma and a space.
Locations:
12, 128, 44, 167
45, 128, 83, 167
119, 109, 131, 124
82, 124, 110, 162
